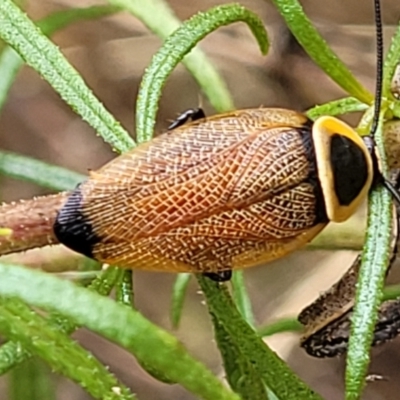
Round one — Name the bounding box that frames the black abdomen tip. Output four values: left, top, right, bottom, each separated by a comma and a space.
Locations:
53, 184, 101, 258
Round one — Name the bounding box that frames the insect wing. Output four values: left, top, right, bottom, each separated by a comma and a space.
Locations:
59, 108, 324, 272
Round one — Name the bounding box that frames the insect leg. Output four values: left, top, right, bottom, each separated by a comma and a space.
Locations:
167, 108, 206, 130
203, 270, 232, 282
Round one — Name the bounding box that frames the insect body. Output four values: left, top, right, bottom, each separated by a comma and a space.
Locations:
53, 108, 377, 280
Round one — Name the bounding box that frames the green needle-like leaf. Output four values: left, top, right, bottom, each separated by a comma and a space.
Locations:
0, 0, 134, 153
197, 276, 322, 400
307, 97, 368, 120
107, 0, 234, 113
170, 273, 192, 328
0, 266, 122, 375
136, 3, 269, 142
231, 271, 255, 327
115, 270, 135, 308
258, 318, 304, 337
383, 24, 400, 98
0, 5, 120, 112
212, 314, 270, 400
383, 284, 400, 301
0, 297, 136, 400
38, 5, 120, 34
0, 47, 22, 111
0, 263, 240, 400
9, 359, 56, 400
345, 117, 393, 399
271, 0, 372, 103
0, 150, 84, 191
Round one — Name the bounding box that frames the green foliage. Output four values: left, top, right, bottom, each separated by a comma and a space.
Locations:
9, 359, 56, 400
0, 0, 399, 399
0, 1, 133, 153
197, 276, 322, 400
136, 3, 269, 142
0, 263, 239, 400
0, 150, 84, 190
346, 183, 392, 399
170, 273, 192, 328
270, 0, 373, 104
0, 266, 121, 374
108, 0, 235, 113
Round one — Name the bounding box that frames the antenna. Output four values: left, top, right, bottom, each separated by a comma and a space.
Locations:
370, 0, 383, 137
370, 0, 400, 203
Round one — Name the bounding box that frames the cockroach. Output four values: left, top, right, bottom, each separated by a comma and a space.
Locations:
53, 0, 398, 283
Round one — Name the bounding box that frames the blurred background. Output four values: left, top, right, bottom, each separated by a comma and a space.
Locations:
1, 0, 400, 399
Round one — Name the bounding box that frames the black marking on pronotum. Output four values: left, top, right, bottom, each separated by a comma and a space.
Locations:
53, 184, 101, 258
330, 134, 369, 206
